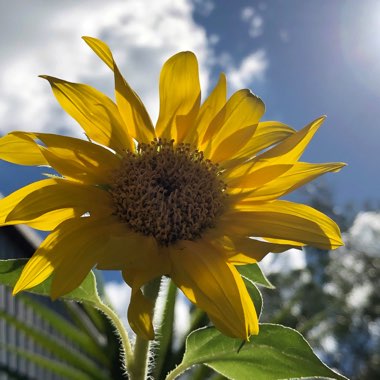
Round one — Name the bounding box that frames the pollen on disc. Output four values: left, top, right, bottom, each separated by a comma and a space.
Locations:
110, 139, 226, 245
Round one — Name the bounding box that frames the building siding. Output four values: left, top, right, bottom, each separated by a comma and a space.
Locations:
0, 225, 66, 380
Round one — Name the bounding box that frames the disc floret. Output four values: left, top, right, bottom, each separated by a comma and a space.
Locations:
110, 139, 226, 245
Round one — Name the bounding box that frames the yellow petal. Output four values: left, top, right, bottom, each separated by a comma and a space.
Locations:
12, 233, 57, 295
25, 210, 80, 230
155, 51, 201, 143
264, 237, 305, 247
127, 289, 155, 340
186, 73, 227, 147
12, 218, 90, 294
236, 162, 346, 202
211, 235, 295, 265
16, 132, 120, 184
13, 216, 118, 298
96, 228, 169, 339
82, 36, 114, 70
225, 163, 292, 189
245, 121, 296, 155
95, 231, 147, 269
40, 76, 134, 153
50, 218, 121, 299
211, 126, 259, 163
96, 228, 170, 278
0, 179, 54, 223
121, 245, 170, 340
233, 121, 295, 157
222, 200, 343, 250
0, 132, 48, 166
202, 90, 265, 162
114, 63, 156, 143
122, 277, 156, 340
4, 178, 112, 227
224, 116, 326, 186
0, 179, 85, 230
221, 121, 296, 170
168, 240, 258, 339
82, 36, 155, 143
255, 116, 325, 163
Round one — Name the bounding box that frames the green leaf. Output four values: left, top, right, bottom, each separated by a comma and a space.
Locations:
1, 344, 93, 380
0, 258, 101, 304
237, 263, 274, 289
191, 364, 217, 380
176, 324, 348, 380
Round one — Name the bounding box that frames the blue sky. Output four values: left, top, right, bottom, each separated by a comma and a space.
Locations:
1, 0, 379, 209
194, 0, 380, 207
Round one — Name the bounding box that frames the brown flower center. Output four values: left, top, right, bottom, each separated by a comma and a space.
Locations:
110, 139, 226, 245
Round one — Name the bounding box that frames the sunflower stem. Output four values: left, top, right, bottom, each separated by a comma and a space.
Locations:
165, 362, 189, 380
95, 300, 134, 375
129, 278, 162, 380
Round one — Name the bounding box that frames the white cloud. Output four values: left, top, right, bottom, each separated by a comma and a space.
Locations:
226, 50, 268, 91
347, 282, 372, 310
260, 248, 306, 275
346, 211, 380, 257
174, 291, 191, 348
240, 6, 263, 38
0, 0, 213, 137
320, 335, 338, 354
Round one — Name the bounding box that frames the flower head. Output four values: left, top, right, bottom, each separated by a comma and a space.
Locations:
0, 37, 344, 340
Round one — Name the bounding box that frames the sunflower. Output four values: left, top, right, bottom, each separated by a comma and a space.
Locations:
0, 37, 344, 341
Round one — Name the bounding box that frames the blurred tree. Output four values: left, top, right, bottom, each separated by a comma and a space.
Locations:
260, 182, 380, 380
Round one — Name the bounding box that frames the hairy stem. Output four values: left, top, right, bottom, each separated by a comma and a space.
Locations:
165, 362, 189, 380
128, 278, 162, 380
95, 300, 134, 374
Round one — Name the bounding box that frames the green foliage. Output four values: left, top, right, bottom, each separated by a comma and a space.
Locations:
238, 263, 275, 289
261, 184, 380, 380
178, 325, 348, 380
